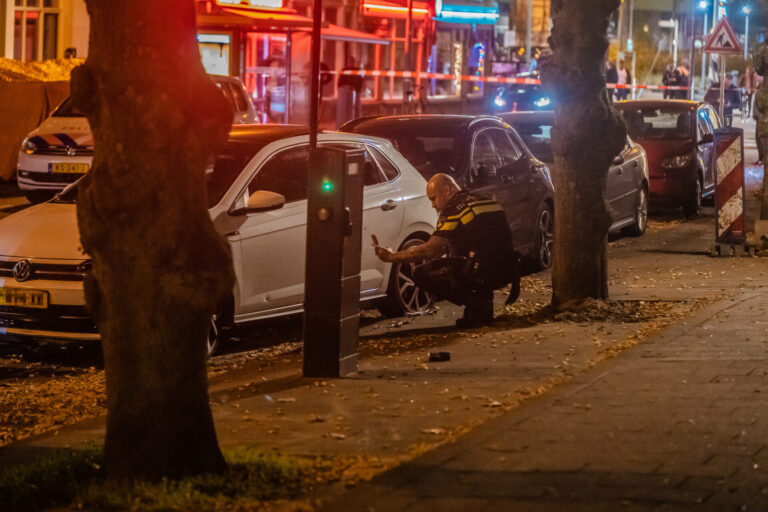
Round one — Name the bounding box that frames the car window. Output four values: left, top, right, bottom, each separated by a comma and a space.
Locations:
249, 145, 310, 203
216, 81, 236, 114
367, 145, 400, 182
52, 97, 86, 118
488, 129, 523, 164
618, 108, 692, 140
228, 83, 249, 113
513, 122, 553, 162
471, 131, 500, 172
706, 107, 721, 129
206, 144, 261, 208
697, 109, 713, 138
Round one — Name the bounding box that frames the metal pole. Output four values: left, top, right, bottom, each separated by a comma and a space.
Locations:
309, 0, 322, 149
744, 13, 749, 60
702, 11, 707, 94
673, 18, 679, 67
285, 31, 292, 123
719, 56, 726, 120
629, 0, 636, 99
403, 0, 413, 111
525, 0, 532, 62
616, 0, 623, 70
689, 2, 695, 100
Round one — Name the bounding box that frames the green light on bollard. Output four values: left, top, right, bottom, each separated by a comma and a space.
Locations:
322, 179, 334, 192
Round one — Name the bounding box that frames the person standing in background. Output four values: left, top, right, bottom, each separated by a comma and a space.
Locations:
662, 62, 678, 99
606, 60, 618, 102
615, 60, 631, 101
336, 56, 363, 128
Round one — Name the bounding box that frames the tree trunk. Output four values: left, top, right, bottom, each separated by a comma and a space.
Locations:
71, 0, 234, 480
752, 44, 768, 250
540, 0, 627, 310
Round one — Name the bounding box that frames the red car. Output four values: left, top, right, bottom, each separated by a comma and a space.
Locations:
614, 100, 721, 217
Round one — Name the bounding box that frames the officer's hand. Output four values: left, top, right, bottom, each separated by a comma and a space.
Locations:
374, 244, 395, 263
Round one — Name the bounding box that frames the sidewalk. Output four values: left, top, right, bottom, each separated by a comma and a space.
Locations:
324, 292, 768, 511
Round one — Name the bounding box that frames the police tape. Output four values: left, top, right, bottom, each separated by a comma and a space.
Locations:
327, 69, 691, 91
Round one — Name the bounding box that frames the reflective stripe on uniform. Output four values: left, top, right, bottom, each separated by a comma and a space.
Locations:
439, 220, 459, 231
441, 200, 503, 229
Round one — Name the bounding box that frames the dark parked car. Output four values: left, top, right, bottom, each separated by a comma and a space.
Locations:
340, 115, 556, 271
613, 100, 720, 217
500, 111, 649, 236
489, 72, 552, 113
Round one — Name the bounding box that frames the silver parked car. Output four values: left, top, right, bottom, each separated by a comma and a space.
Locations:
499, 111, 650, 236
0, 126, 437, 355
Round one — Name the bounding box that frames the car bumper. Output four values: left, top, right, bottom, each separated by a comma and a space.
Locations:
16, 153, 92, 191
0, 277, 98, 341
648, 169, 695, 205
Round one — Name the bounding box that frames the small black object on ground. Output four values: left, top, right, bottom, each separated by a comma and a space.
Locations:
428, 351, 451, 362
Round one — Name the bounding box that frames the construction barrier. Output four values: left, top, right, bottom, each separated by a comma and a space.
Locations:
711, 128, 750, 256
326, 69, 691, 92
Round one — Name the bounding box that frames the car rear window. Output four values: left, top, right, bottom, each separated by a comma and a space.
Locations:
52, 97, 86, 117
618, 108, 692, 140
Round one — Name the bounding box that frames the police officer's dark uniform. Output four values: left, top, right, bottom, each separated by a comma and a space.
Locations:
413, 190, 518, 326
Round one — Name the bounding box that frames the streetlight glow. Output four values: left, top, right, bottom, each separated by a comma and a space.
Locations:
742, 6, 751, 14
699, 1, 707, 9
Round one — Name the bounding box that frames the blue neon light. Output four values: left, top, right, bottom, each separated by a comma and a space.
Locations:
434, 3, 499, 24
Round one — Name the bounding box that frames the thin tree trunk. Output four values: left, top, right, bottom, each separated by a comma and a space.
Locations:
752, 44, 768, 250
71, 0, 234, 479
541, 0, 627, 311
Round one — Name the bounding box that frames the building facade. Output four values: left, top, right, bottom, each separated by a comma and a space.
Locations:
1, 0, 89, 60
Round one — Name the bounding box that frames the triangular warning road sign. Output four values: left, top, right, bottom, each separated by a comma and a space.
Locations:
704, 17, 743, 55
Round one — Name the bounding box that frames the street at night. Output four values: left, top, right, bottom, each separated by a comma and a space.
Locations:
3, 0, 768, 511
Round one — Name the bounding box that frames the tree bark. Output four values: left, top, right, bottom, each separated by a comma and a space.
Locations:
71, 1, 234, 479
540, 0, 627, 310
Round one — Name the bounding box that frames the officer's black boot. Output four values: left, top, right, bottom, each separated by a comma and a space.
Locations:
456, 292, 493, 328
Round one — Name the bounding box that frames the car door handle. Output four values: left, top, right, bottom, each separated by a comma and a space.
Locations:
381, 199, 399, 211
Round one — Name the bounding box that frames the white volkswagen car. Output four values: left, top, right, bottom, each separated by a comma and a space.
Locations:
0, 126, 437, 355
17, 75, 258, 204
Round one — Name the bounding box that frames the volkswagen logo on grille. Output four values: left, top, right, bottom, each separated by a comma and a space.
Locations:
12, 259, 32, 282
67, 147, 77, 157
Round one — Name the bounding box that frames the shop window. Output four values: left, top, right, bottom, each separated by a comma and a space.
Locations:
42, 13, 58, 60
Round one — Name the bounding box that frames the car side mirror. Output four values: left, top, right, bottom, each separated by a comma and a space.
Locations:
232, 190, 285, 215
699, 133, 714, 144
612, 155, 624, 166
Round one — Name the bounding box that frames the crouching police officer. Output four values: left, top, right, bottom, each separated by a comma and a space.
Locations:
373, 173, 519, 327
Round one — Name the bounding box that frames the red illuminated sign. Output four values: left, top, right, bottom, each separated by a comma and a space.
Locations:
216, 0, 284, 10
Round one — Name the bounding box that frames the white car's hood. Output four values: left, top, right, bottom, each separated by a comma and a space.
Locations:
27, 116, 92, 148
0, 202, 86, 260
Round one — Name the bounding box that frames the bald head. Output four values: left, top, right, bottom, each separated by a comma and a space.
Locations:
426, 173, 461, 214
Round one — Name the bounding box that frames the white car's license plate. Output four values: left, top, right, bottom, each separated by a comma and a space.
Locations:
51, 162, 89, 174
0, 287, 49, 309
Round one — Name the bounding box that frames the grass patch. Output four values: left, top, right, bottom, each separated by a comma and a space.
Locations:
1, 446, 319, 511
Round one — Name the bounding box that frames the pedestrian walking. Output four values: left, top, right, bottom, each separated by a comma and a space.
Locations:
662, 62, 677, 99
336, 56, 363, 128
615, 60, 631, 101
372, 174, 520, 328
673, 62, 690, 99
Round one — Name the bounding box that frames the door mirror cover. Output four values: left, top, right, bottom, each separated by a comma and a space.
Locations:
244, 190, 286, 212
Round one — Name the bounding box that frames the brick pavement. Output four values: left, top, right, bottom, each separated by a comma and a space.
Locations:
324, 293, 768, 511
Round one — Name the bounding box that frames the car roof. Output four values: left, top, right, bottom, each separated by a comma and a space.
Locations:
341, 114, 504, 132
497, 111, 554, 123
227, 124, 309, 145
614, 99, 702, 110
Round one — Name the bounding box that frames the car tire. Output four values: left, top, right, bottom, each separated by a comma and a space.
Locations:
624, 185, 648, 237
683, 175, 703, 218
24, 190, 55, 204
534, 205, 554, 270
205, 313, 226, 358
378, 236, 435, 318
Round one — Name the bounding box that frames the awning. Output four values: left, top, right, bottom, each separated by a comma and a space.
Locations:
319, 24, 389, 45
198, 7, 318, 29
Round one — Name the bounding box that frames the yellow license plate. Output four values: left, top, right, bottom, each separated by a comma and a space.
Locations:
52, 162, 89, 174
0, 287, 49, 309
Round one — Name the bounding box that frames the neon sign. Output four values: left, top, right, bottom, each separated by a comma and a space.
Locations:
435, 3, 499, 24
216, 0, 283, 10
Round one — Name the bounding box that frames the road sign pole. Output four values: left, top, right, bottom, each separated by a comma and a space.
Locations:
719, 56, 725, 120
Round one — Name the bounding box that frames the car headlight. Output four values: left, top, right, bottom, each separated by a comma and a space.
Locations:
534, 96, 551, 108
21, 138, 37, 155
493, 96, 507, 108
76, 260, 92, 276
660, 154, 692, 169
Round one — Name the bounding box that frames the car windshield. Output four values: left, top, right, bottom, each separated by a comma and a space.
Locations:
352, 125, 462, 178
52, 97, 87, 118
618, 107, 692, 140
512, 122, 553, 162
51, 144, 262, 208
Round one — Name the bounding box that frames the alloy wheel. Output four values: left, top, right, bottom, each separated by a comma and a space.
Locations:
637, 188, 648, 232
538, 208, 554, 269
205, 314, 219, 358
395, 258, 434, 314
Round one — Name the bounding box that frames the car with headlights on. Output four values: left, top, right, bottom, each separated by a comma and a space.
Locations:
340, 114, 555, 271
488, 71, 552, 113
500, 110, 650, 236
16, 75, 257, 204
613, 100, 720, 217
0, 126, 437, 356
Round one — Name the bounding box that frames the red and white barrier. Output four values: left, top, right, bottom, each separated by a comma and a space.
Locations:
713, 128, 747, 250
325, 69, 691, 92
